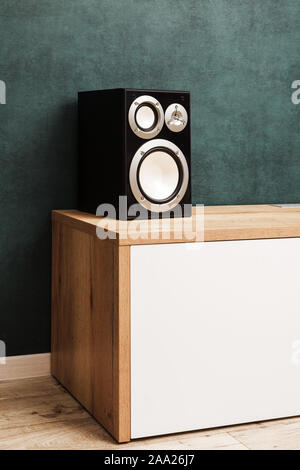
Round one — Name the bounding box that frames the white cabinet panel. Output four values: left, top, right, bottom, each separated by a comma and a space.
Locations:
130, 239, 300, 439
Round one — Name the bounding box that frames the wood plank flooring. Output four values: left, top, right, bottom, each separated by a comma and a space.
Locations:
0, 376, 300, 450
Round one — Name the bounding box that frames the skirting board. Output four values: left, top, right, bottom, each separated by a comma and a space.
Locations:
0, 353, 50, 381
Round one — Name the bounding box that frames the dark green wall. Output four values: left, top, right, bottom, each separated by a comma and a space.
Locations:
1, 0, 300, 355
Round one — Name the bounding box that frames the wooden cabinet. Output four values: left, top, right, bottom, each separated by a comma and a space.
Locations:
52, 205, 300, 443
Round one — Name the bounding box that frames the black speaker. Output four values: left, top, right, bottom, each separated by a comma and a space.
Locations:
78, 88, 191, 220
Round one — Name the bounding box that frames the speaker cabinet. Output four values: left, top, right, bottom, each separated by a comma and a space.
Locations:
78, 88, 191, 220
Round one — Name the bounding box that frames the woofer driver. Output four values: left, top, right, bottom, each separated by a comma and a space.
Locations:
128, 95, 164, 139
129, 139, 189, 212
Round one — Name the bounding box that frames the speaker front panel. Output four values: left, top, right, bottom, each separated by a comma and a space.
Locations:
126, 89, 191, 217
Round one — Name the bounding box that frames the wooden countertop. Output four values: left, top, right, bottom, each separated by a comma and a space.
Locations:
52, 205, 300, 246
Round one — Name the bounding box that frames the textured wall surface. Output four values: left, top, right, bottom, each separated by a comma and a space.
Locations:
0, 0, 300, 355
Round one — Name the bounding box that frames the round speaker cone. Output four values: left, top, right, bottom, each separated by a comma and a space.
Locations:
135, 104, 157, 131
129, 96, 163, 139
138, 151, 180, 201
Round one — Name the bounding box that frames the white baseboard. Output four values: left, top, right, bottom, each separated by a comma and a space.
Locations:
0, 353, 50, 381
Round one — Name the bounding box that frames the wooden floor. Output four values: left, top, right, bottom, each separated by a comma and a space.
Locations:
0, 376, 300, 450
